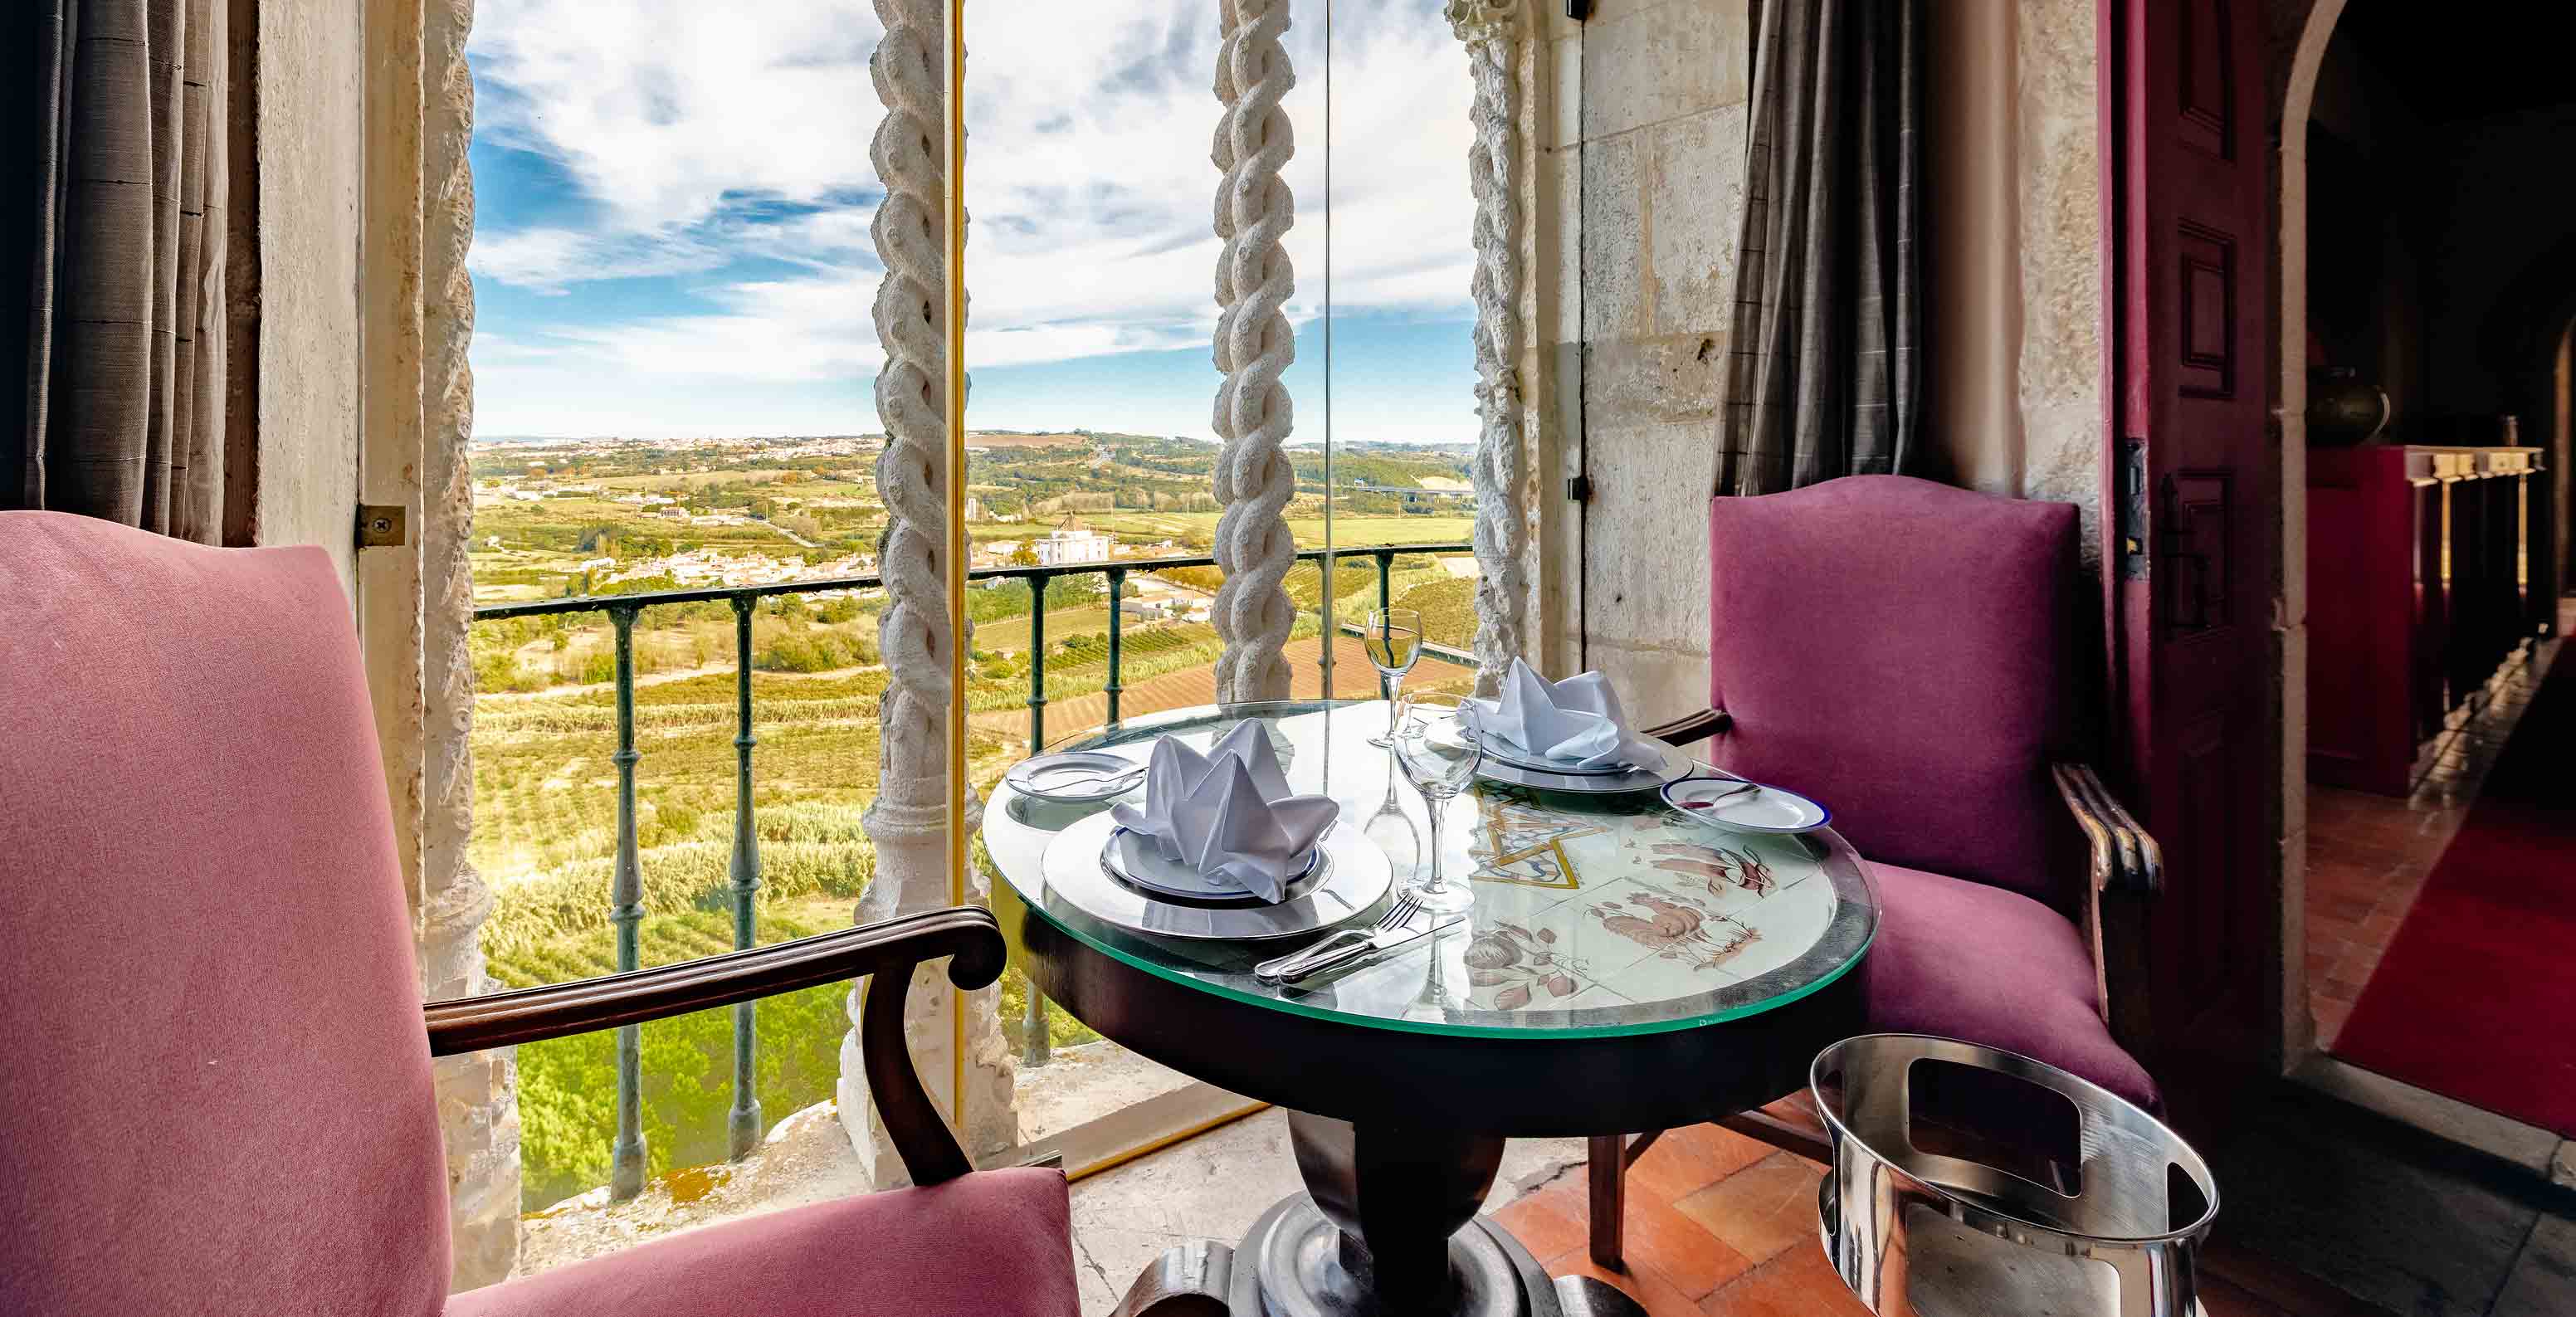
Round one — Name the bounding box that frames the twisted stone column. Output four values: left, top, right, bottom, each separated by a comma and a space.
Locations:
1450, 0, 1528, 694
1210, 0, 1300, 704
844, 0, 1017, 1183
422, 0, 520, 1287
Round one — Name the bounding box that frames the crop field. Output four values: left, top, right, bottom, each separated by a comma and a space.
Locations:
1081, 511, 1476, 550
469, 434, 1486, 1209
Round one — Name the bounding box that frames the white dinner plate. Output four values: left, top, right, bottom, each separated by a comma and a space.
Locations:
1661, 775, 1830, 834
1102, 826, 1324, 902
1460, 724, 1634, 776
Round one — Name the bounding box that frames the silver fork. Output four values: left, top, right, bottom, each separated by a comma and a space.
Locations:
1254, 890, 1425, 983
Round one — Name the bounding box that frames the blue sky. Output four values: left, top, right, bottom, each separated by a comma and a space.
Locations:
464, 0, 1481, 445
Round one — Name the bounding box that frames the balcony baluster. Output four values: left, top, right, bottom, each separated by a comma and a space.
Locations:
727, 594, 764, 1161
606, 602, 647, 1202
1105, 567, 1127, 725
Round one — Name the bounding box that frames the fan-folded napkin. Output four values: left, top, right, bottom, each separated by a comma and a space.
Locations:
1466, 657, 1663, 770
1110, 721, 1339, 902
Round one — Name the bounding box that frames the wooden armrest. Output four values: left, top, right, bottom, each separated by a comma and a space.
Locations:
2050, 763, 2157, 1051
425, 906, 1003, 1186
2050, 763, 2159, 895
1643, 707, 1731, 744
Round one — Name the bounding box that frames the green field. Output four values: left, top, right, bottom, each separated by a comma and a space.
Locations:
468, 435, 1482, 1208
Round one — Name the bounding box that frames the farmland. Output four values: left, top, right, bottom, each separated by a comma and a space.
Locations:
468, 431, 1482, 1208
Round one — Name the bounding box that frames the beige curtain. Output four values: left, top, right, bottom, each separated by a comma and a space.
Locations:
3, 0, 230, 540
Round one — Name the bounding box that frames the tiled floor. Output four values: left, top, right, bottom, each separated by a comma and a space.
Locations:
1486, 1123, 2365, 1317
1063, 1100, 2574, 1315
2304, 617, 2565, 1046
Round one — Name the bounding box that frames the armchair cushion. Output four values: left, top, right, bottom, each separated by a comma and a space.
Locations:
1707, 476, 2081, 905
1863, 859, 2157, 1110
446, 1168, 1079, 1317
0, 513, 448, 1317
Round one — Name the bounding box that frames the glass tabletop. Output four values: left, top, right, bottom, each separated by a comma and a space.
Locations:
981, 700, 1876, 1041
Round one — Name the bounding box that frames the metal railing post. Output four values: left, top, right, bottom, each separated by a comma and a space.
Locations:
1025, 574, 1048, 754
1022, 576, 1054, 1069
725, 593, 763, 1161
606, 602, 648, 1202
1104, 567, 1127, 725
1317, 551, 1336, 699
1375, 551, 1398, 705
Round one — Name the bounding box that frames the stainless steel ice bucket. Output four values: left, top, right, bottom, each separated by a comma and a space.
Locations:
1812, 1034, 2220, 1317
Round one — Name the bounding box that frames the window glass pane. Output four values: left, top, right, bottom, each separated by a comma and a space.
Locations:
455, 0, 927, 1247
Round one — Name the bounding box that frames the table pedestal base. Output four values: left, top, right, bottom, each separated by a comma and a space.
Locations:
1112, 1110, 1648, 1317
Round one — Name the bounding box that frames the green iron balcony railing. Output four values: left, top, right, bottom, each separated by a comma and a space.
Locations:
470, 543, 1472, 1199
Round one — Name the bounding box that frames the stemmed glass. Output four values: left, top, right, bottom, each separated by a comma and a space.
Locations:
1363, 607, 1423, 747
1391, 693, 1485, 914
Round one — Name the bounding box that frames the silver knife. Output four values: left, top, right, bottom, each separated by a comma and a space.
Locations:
1254, 915, 1466, 984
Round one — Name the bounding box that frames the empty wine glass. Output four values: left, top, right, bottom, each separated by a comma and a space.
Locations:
1392, 693, 1484, 914
1364, 607, 1423, 747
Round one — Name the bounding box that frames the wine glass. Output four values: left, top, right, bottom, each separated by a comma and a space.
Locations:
1391, 693, 1485, 914
1364, 607, 1423, 747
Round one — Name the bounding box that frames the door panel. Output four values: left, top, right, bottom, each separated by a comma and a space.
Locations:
2105, 0, 2276, 1096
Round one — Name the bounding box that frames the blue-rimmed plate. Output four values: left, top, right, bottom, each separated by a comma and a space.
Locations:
1661, 774, 1830, 834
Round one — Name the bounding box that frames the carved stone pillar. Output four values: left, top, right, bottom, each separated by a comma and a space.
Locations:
1450, 0, 1529, 694
1210, 0, 1300, 704
422, 0, 520, 1288
843, 0, 1017, 1183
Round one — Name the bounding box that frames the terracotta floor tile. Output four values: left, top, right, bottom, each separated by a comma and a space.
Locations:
1627, 1124, 1775, 1203
1697, 1241, 1868, 1317
1622, 1192, 1754, 1299
1545, 1251, 1705, 1317
1672, 1153, 1826, 1268
1489, 1180, 1588, 1265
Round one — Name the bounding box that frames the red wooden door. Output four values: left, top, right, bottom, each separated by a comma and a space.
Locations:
2103, 0, 2276, 1100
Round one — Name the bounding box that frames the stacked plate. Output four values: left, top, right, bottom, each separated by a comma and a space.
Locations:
1453, 724, 1690, 794
1036, 812, 1391, 943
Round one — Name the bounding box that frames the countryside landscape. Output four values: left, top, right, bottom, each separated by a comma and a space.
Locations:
467, 429, 1484, 1207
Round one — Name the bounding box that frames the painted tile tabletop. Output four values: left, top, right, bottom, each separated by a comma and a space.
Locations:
984, 700, 1876, 1040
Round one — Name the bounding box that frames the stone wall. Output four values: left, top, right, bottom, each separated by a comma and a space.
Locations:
249, 0, 363, 594
1920, 0, 2105, 553
1539, 0, 1750, 723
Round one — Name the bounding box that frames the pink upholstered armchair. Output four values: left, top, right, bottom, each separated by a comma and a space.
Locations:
1595, 476, 2164, 1265
0, 512, 1077, 1317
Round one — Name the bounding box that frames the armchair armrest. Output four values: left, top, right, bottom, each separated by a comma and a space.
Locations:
2050, 763, 2158, 1052
1643, 707, 1731, 744
424, 906, 1004, 1186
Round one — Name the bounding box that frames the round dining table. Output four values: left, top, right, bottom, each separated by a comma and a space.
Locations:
983, 700, 1877, 1317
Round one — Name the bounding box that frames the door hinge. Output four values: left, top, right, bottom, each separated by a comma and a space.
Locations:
2115, 441, 2148, 581
1566, 475, 1592, 503
357, 504, 407, 549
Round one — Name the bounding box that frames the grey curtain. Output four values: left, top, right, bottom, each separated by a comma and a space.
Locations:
2, 0, 231, 540
1715, 0, 1921, 496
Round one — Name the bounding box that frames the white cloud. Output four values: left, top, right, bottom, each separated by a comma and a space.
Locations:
466, 0, 1478, 432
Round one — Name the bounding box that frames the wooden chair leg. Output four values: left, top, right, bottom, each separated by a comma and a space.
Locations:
1587, 1134, 1626, 1270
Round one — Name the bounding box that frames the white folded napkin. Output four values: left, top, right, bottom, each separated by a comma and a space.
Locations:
1467, 657, 1664, 771
1110, 721, 1340, 902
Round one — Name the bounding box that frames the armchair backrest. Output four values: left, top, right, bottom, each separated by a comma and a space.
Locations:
0, 514, 448, 1317
1705, 476, 2082, 904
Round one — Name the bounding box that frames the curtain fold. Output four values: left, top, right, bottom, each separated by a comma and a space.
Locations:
1715, 0, 1922, 497
2, 0, 230, 541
